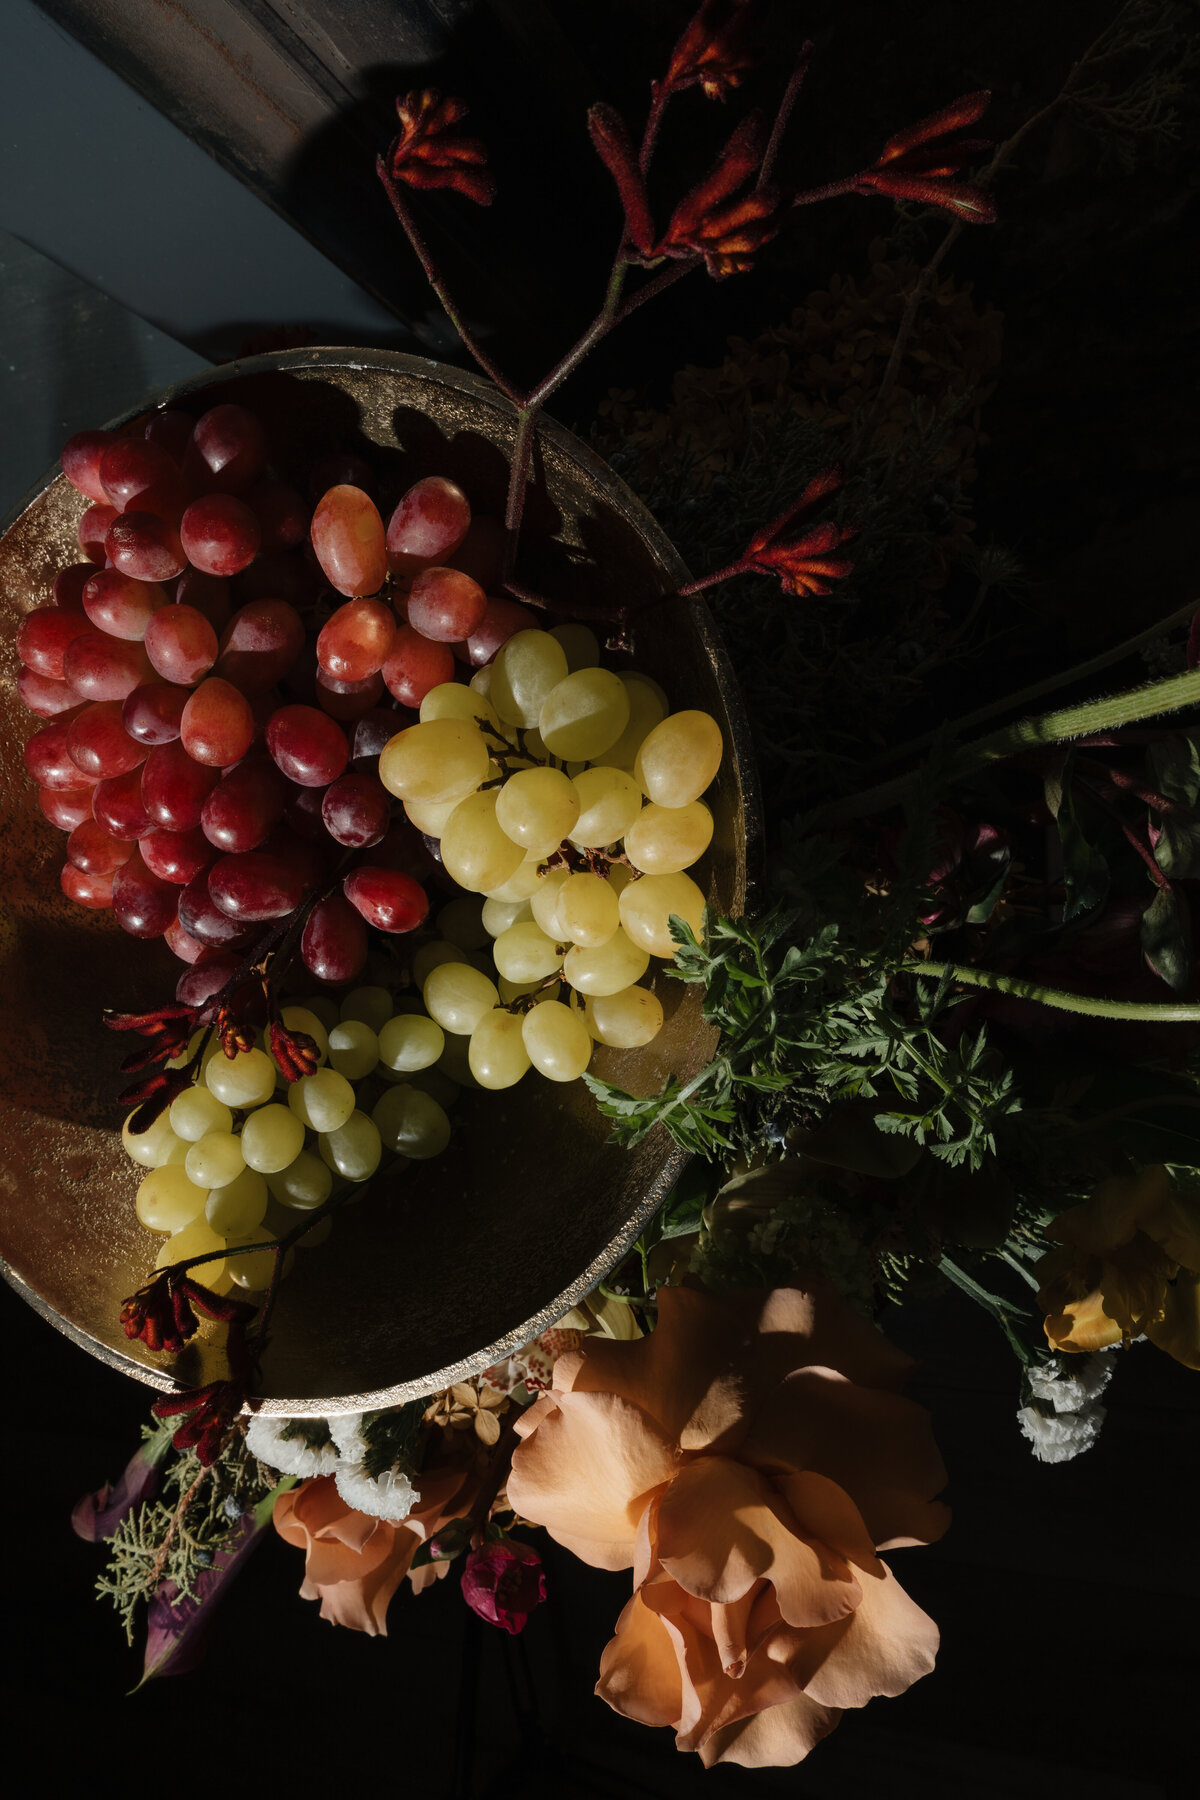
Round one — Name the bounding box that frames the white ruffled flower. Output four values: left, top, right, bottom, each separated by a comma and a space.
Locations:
1017, 1352, 1115, 1464
335, 1459, 420, 1523
246, 1413, 339, 1478
328, 1412, 367, 1461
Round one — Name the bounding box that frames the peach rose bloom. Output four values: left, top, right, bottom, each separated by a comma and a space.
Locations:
507, 1281, 948, 1769
274, 1458, 476, 1634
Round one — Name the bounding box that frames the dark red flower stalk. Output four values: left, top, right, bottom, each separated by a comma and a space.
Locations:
744, 465, 857, 596
655, 112, 782, 277
855, 90, 996, 222
661, 0, 762, 101
387, 90, 496, 205
119, 1064, 196, 1134
215, 1003, 255, 1060
268, 1018, 321, 1083
152, 1379, 248, 1467
120, 1268, 252, 1357
104, 1002, 197, 1072
588, 104, 655, 254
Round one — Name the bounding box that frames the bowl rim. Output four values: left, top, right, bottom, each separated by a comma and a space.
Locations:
0, 344, 764, 1413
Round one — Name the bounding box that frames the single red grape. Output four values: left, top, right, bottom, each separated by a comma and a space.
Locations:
62, 632, 153, 702
144, 409, 194, 466
92, 766, 152, 839
61, 430, 115, 503
40, 786, 95, 831
17, 605, 93, 678
200, 755, 287, 853
385, 476, 470, 578
99, 438, 186, 518
175, 567, 232, 632
78, 503, 119, 563
140, 826, 214, 886
246, 476, 308, 551
342, 866, 429, 933
215, 598, 305, 692
300, 893, 368, 984
187, 404, 266, 494
265, 703, 348, 787
464, 596, 536, 667
17, 667, 80, 719
321, 773, 390, 848
180, 493, 261, 577
67, 818, 133, 876
144, 604, 219, 685
176, 950, 241, 1006
82, 568, 169, 641
180, 677, 255, 766
406, 566, 486, 644
381, 626, 454, 707
105, 511, 187, 583
61, 863, 115, 910
207, 851, 307, 922
141, 740, 220, 830
315, 667, 385, 721
112, 852, 178, 937
177, 872, 258, 948
310, 485, 387, 597
66, 702, 147, 780
164, 917, 209, 964
281, 784, 327, 843
25, 716, 98, 790
316, 596, 396, 682
122, 681, 187, 745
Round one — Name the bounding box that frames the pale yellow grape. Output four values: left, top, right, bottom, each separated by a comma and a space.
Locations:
604, 674, 667, 770
300, 993, 340, 1033
288, 1067, 356, 1132
241, 1103, 306, 1174
491, 629, 568, 728
564, 927, 650, 996
206, 1046, 276, 1108
403, 794, 460, 837
530, 866, 571, 934
205, 1167, 269, 1235
549, 621, 600, 670
634, 710, 723, 807
169, 1087, 233, 1144
569, 766, 642, 849
123, 1110, 185, 1170
468, 1009, 531, 1089
266, 1149, 333, 1212
372, 1085, 452, 1159
482, 896, 532, 937
492, 920, 564, 983
441, 789, 525, 893
469, 664, 493, 699
539, 667, 630, 761
185, 1131, 246, 1190
423, 961, 499, 1034
498, 975, 560, 1005
494, 766, 580, 857
319, 1110, 382, 1181
484, 860, 545, 903
294, 1214, 332, 1249
225, 1226, 279, 1290
419, 680, 501, 735
607, 863, 634, 898
521, 1001, 592, 1082
409, 1067, 461, 1111
437, 1030, 478, 1087
279, 1004, 330, 1065
585, 985, 665, 1048
556, 871, 619, 948
339, 985, 394, 1032
164, 1139, 192, 1166
328, 1019, 379, 1081
378, 1011, 444, 1073
412, 940, 469, 988
619, 870, 706, 957
437, 894, 489, 950
624, 800, 714, 876
156, 1220, 232, 1294
136, 1165, 209, 1233
379, 718, 489, 804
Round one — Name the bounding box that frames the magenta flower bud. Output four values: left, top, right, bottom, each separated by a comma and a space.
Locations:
460, 1537, 546, 1634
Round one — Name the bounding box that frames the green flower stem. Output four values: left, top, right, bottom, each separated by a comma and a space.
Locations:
825, 664, 1200, 823
908, 960, 1200, 1023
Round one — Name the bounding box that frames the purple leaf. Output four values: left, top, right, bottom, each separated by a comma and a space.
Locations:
71, 1427, 174, 1543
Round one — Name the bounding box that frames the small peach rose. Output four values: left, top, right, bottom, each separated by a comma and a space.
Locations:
507, 1281, 948, 1769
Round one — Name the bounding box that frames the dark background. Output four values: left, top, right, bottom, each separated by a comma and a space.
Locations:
1, 1, 1197, 1793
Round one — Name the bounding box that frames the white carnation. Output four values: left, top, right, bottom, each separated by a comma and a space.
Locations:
246, 1413, 339, 1478
1017, 1352, 1115, 1464
1025, 1352, 1114, 1415
335, 1458, 420, 1523
328, 1412, 367, 1460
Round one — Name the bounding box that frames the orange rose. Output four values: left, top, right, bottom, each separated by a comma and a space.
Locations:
507, 1282, 948, 1769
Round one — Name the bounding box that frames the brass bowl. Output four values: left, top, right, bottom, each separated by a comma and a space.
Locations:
0, 349, 759, 1413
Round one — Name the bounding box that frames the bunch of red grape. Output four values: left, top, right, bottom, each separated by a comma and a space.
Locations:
16, 400, 533, 992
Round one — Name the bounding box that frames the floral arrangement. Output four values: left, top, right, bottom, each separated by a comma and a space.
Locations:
13, 0, 1196, 1776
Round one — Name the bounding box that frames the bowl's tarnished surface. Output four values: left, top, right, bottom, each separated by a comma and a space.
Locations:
0, 349, 759, 1412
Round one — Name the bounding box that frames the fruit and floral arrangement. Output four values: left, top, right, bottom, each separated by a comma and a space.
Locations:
7, 0, 1197, 1777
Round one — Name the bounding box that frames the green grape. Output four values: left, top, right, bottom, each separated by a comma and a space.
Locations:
241, 1102, 306, 1174
521, 1000, 592, 1082
225, 1226, 280, 1290
603, 673, 668, 770
556, 871, 619, 948
136, 1164, 209, 1233
300, 993, 340, 1033
468, 1009, 531, 1089
378, 1011, 445, 1073
266, 1149, 333, 1212
339, 985, 394, 1032
419, 680, 502, 736
437, 1030, 478, 1087
497, 974, 560, 1005
607, 863, 635, 897
378, 717, 490, 804
482, 895, 533, 938
634, 710, 723, 807
441, 789, 525, 893
409, 1067, 461, 1110
280, 1004, 331, 1065
437, 894, 490, 950
205, 1166, 269, 1235
328, 1019, 380, 1081
423, 961, 499, 1034
585, 984, 665, 1048
624, 800, 714, 876
548, 621, 600, 671
164, 1139, 192, 1166
563, 927, 650, 996
619, 870, 706, 957
412, 939, 469, 988
539, 667, 630, 761
372, 1084, 452, 1159
185, 1130, 246, 1190
492, 920, 564, 983
484, 860, 545, 903
156, 1220, 232, 1293
494, 766, 580, 857
169, 1087, 233, 1144
491, 629, 569, 728
293, 1213, 333, 1248
288, 1067, 356, 1132
530, 865, 571, 934
319, 1110, 383, 1181
123, 1110, 185, 1170
404, 794, 460, 837
569, 765, 643, 849
206, 1046, 276, 1108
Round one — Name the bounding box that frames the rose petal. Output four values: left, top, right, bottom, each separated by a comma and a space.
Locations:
506, 1389, 674, 1563
697, 1693, 843, 1769
788, 1560, 940, 1709
774, 1470, 883, 1573
596, 1592, 684, 1729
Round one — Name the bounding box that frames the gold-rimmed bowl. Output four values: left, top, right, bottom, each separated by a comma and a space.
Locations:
0, 348, 759, 1414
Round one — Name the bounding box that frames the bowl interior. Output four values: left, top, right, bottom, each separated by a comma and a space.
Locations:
0, 350, 757, 1411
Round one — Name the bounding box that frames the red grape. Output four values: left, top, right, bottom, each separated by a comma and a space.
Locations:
144, 604, 219, 685
180, 494, 261, 577
105, 511, 187, 583
385, 476, 470, 577
175, 568, 232, 632
447, 515, 506, 592
66, 702, 147, 780
82, 568, 168, 641
123, 681, 188, 745
321, 772, 390, 848
53, 564, 93, 609
262, 823, 329, 892
187, 404, 266, 494
315, 667, 385, 721
381, 626, 454, 706
310, 485, 387, 597
216, 598, 305, 692
316, 596, 395, 682
180, 677, 255, 766
246, 476, 308, 551
18, 606, 93, 678
25, 717, 98, 790
265, 704, 348, 787
282, 784, 327, 843
301, 893, 367, 984
176, 951, 241, 1006
61, 863, 115, 910
307, 453, 374, 504
99, 438, 186, 518
78, 503, 119, 563
207, 851, 307, 922
164, 917, 209, 964
62, 430, 115, 503
92, 766, 152, 839
201, 757, 287, 854
141, 741, 220, 830
144, 410, 194, 466
17, 667, 80, 719
464, 596, 536, 667
67, 818, 133, 875
63, 632, 153, 702
40, 786, 95, 831
371, 816, 440, 884
232, 550, 316, 609
406, 566, 486, 644
140, 826, 214, 886
177, 872, 257, 948
342, 866, 428, 933
112, 853, 178, 937
351, 707, 408, 769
